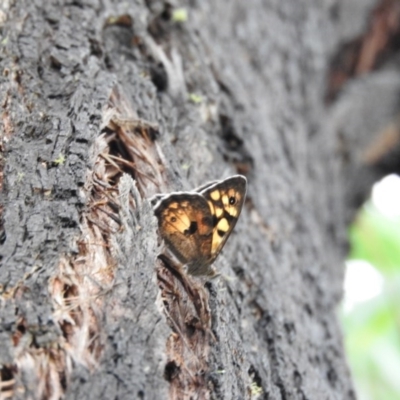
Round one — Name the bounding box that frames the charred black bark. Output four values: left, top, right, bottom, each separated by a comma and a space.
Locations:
1, 0, 393, 399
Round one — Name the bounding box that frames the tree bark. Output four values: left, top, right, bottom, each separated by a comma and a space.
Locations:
1, 0, 391, 399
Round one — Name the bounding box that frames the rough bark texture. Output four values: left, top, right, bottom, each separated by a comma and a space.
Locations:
1, 0, 398, 399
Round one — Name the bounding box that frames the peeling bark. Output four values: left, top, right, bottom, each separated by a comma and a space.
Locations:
1, 0, 395, 399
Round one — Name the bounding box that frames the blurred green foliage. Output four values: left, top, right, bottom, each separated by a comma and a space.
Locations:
343, 202, 400, 400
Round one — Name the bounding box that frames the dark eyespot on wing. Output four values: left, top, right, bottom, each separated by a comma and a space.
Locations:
184, 221, 198, 236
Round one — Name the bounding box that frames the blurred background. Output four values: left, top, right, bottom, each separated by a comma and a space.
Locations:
327, 2, 400, 398
343, 174, 400, 400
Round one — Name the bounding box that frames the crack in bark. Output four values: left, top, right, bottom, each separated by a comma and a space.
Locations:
0, 87, 167, 399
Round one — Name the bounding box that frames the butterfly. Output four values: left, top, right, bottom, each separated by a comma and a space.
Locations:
151, 175, 247, 276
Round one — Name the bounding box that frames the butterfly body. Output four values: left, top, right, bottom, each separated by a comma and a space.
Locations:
152, 175, 247, 276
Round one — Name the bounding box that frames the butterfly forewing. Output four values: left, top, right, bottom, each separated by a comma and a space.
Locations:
199, 175, 247, 262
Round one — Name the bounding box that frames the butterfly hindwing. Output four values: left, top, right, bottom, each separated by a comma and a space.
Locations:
153, 193, 214, 270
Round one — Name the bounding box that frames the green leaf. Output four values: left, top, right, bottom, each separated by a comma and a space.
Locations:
349, 202, 400, 276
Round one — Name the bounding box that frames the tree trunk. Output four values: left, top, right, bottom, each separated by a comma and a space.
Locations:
1, 0, 389, 399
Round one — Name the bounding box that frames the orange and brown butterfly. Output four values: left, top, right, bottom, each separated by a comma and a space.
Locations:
151, 175, 247, 276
